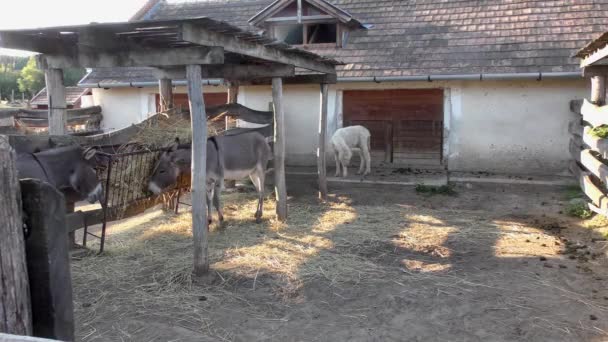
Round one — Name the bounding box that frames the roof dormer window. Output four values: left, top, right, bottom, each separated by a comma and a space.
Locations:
249, 0, 363, 48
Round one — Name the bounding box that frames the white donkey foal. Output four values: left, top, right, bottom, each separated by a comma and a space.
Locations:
330, 125, 371, 177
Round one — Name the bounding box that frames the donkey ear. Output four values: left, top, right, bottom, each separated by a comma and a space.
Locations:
82, 146, 98, 160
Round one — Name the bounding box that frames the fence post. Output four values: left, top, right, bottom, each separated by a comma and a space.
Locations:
20, 180, 74, 341
0, 136, 32, 336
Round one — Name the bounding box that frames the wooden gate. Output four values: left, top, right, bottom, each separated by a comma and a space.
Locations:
343, 89, 443, 167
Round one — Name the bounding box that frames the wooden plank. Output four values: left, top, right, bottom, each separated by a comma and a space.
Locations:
580, 172, 608, 211
0, 333, 59, 341
318, 83, 328, 200
15, 115, 101, 128
591, 75, 606, 105
582, 127, 608, 159
580, 149, 608, 187
225, 82, 239, 189
158, 78, 173, 113
583, 66, 608, 77
44, 69, 66, 135
580, 43, 608, 68
569, 118, 583, 137
181, 22, 336, 75
40, 46, 224, 69
570, 138, 582, 163
581, 99, 608, 127
206, 103, 273, 124
0, 106, 102, 120
156, 64, 295, 80
570, 99, 583, 115
20, 180, 73, 341
0, 136, 32, 336
272, 77, 287, 221
186, 64, 209, 276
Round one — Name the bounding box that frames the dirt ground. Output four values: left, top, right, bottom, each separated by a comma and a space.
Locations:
71, 176, 608, 342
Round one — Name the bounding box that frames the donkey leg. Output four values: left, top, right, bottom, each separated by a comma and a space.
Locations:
206, 182, 214, 227
249, 170, 264, 223
213, 181, 224, 223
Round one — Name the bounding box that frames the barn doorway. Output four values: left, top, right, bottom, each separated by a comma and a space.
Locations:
343, 89, 443, 167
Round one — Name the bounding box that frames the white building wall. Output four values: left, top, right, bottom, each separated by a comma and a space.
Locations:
94, 79, 589, 175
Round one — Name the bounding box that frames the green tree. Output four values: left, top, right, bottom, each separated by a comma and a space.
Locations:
0, 70, 19, 101
18, 56, 45, 97
63, 67, 87, 86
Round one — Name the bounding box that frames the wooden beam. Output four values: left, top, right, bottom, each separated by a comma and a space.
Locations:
155, 64, 295, 81
583, 66, 608, 78
40, 46, 224, 69
591, 75, 606, 105
0, 136, 32, 336
265, 15, 335, 23
0, 32, 67, 54
581, 99, 608, 127
580, 149, 608, 187
20, 180, 74, 341
242, 73, 338, 86
0, 106, 102, 120
297, 0, 303, 23
583, 126, 608, 159
180, 22, 336, 74
158, 78, 173, 113
186, 64, 209, 276
580, 43, 608, 68
272, 77, 287, 221
318, 83, 328, 200
206, 103, 272, 124
44, 69, 66, 135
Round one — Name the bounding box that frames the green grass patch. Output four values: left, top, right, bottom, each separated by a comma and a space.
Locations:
565, 202, 593, 219
563, 185, 584, 201
415, 184, 457, 196
589, 125, 608, 139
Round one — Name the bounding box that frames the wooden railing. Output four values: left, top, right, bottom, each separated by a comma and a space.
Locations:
0, 106, 102, 134
569, 99, 608, 216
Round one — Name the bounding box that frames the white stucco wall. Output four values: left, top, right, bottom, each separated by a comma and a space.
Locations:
94, 78, 589, 175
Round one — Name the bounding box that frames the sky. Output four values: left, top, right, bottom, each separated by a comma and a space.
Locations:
0, 0, 150, 56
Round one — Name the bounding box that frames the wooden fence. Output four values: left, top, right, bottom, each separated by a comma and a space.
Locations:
0, 136, 73, 341
569, 99, 608, 216
0, 106, 102, 135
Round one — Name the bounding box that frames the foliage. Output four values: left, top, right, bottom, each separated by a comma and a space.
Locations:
415, 184, 457, 196
63, 67, 87, 87
589, 125, 608, 139
0, 70, 19, 100
17, 57, 45, 97
565, 202, 593, 219
563, 185, 584, 201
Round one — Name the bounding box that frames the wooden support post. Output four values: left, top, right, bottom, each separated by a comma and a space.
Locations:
0, 136, 32, 336
318, 83, 328, 200
591, 75, 606, 106
272, 77, 287, 221
20, 179, 74, 341
225, 82, 239, 189
186, 64, 209, 276
384, 121, 393, 163
44, 69, 66, 135
159, 78, 173, 114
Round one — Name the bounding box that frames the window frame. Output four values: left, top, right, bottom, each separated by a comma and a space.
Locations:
269, 20, 342, 48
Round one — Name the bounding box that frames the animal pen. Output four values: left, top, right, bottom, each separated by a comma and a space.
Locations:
0, 16, 337, 340
570, 33, 608, 217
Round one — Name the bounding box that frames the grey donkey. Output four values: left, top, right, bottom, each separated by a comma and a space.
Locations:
148, 131, 272, 225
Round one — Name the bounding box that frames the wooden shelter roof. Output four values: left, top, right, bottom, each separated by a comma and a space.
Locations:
0, 17, 339, 74
575, 31, 608, 67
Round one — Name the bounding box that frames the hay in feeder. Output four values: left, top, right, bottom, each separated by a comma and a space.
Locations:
99, 112, 227, 214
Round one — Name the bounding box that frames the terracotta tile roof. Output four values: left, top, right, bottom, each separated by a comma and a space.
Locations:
30, 87, 91, 106
82, 0, 608, 84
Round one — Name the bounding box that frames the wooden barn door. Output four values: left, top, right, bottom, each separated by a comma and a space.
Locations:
343, 89, 443, 167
